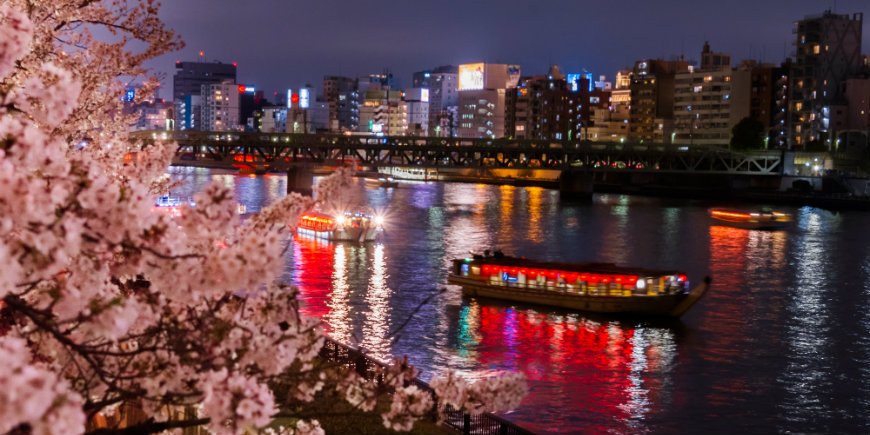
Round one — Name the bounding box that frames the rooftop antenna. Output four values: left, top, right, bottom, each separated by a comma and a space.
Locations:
198, 50, 205, 62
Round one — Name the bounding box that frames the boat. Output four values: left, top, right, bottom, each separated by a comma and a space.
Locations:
709, 208, 792, 230
365, 176, 399, 188
448, 253, 710, 317
377, 166, 439, 182
296, 211, 384, 242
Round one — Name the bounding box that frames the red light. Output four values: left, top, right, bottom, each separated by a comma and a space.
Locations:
238, 85, 246, 93
291, 94, 300, 104
198, 50, 205, 57
232, 62, 238, 68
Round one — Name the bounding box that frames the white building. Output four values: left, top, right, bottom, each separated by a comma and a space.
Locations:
200, 80, 240, 132
260, 106, 287, 133
457, 63, 521, 138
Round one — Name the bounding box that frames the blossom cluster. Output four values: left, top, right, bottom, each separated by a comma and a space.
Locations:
0, 1, 527, 434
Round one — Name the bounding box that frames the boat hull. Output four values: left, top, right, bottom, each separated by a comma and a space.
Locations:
448, 275, 708, 317
297, 227, 381, 242
710, 219, 789, 231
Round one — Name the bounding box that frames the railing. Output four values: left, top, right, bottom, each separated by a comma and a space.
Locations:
319, 337, 536, 435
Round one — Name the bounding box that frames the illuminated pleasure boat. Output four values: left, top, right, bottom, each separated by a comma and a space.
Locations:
448, 254, 710, 317
365, 176, 399, 188
709, 208, 792, 230
296, 211, 384, 242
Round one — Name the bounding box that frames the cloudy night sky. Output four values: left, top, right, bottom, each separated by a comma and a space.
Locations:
148, 0, 870, 100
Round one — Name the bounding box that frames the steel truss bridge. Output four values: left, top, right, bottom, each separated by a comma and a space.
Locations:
133, 131, 786, 176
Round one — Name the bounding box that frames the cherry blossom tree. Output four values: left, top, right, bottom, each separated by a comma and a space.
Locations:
0, 1, 526, 435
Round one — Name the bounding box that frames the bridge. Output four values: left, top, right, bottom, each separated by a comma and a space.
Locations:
133, 131, 787, 198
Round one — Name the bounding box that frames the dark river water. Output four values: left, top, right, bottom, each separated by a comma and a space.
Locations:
169, 167, 870, 435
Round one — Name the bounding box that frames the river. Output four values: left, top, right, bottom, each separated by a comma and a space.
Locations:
169, 167, 870, 434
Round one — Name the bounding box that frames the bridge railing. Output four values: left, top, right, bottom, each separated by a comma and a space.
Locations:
319, 337, 536, 435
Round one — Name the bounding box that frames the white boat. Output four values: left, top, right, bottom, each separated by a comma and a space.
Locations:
296, 211, 384, 242
377, 166, 439, 182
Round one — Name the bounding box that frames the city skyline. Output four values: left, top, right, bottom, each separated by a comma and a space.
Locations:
148, 0, 870, 97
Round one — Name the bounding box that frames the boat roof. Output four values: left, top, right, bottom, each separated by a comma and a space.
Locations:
300, 212, 334, 220
457, 255, 682, 277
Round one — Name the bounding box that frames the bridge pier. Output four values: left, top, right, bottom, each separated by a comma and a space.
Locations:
286, 165, 314, 197
559, 169, 594, 201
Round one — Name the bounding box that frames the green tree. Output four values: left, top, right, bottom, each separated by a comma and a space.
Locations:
730, 117, 766, 150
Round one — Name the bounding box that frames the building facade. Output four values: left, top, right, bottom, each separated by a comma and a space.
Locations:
457, 63, 521, 139
790, 11, 864, 148
323, 76, 359, 132
629, 59, 689, 142
200, 81, 240, 132
173, 61, 236, 130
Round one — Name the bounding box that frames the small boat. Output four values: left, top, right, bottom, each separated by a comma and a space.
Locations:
709, 208, 792, 230
296, 211, 384, 242
365, 176, 399, 188
448, 254, 710, 318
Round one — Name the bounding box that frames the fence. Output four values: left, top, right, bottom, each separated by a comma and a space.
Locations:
319, 338, 536, 435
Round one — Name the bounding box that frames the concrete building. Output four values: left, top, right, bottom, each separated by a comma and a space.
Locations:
457, 63, 521, 139
428, 67, 459, 137
840, 77, 870, 153
359, 88, 407, 136
629, 59, 690, 142
404, 88, 430, 136
587, 70, 631, 143
173, 60, 236, 130
260, 106, 287, 133
506, 66, 575, 140
673, 66, 751, 146
412, 65, 456, 88
672, 43, 753, 146
790, 10, 864, 148
200, 80, 240, 132
323, 76, 359, 132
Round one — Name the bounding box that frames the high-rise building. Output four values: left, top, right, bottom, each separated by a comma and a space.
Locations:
457, 63, 521, 139
790, 10, 864, 148
412, 65, 456, 88
587, 70, 631, 143
323, 76, 359, 132
629, 59, 690, 142
427, 67, 459, 138
506, 66, 574, 140
172, 60, 236, 130
172, 61, 237, 101
200, 80, 240, 132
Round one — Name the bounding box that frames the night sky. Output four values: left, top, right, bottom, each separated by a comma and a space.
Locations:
148, 0, 870, 101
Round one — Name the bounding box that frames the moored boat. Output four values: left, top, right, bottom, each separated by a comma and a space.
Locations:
448, 254, 709, 317
377, 166, 439, 181
296, 211, 383, 242
709, 208, 792, 230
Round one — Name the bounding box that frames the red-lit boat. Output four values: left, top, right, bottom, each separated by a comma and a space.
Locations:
296, 211, 383, 242
709, 208, 792, 230
448, 254, 709, 317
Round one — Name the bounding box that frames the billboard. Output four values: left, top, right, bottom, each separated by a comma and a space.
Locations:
506, 64, 521, 88
287, 89, 293, 108
458, 63, 485, 91
566, 73, 594, 92
300, 88, 310, 109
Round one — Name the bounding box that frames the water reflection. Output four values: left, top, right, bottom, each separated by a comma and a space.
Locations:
361, 243, 393, 360
778, 210, 833, 431
452, 300, 676, 434
172, 168, 870, 434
